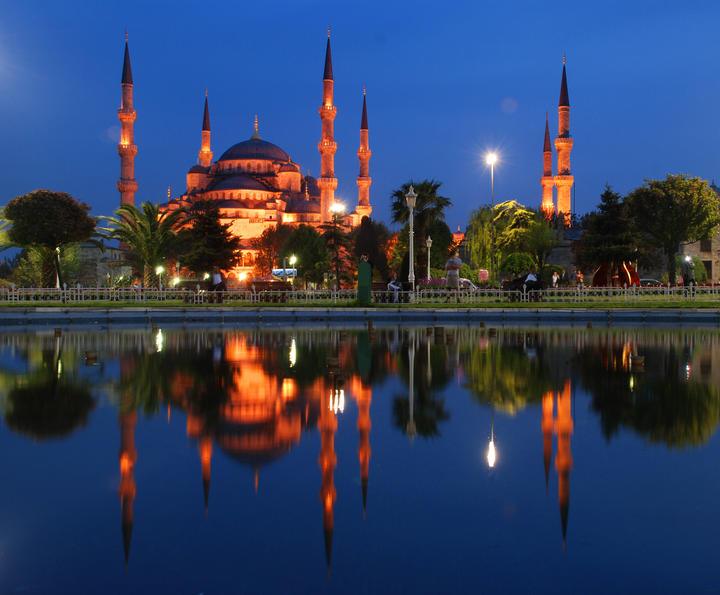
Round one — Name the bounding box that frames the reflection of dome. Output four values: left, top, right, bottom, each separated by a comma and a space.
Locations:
216, 419, 295, 467
218, 138, 290, 162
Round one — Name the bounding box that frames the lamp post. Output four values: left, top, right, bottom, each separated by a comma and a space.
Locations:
155, 265, 165, 292
426, 236, 432, 281
329, 201, 346, 290
485, 153, 498, 285
405, 186, 417, 290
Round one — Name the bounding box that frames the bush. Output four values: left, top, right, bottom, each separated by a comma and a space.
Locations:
500, 252, 535, 276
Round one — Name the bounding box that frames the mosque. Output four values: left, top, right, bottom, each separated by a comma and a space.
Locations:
116, 33, 372, 281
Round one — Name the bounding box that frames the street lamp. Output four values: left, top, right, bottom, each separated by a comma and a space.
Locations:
289, 255, 297, 288
485, 153, 498, 285
426, 236, 432, 281
155, 265, 165, 291
329, 201, 346, 290
405, 186, 417, 290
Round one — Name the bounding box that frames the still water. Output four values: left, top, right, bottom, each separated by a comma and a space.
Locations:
0, 325, 719, 594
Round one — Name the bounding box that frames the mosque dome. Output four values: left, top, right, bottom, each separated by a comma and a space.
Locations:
210, 174, 272, 192
218, 138, 290, 163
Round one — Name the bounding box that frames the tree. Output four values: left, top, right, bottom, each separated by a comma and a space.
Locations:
626, 175, 720, 283
100, 202, 184, 287
575, 186, 637, 272
10, 246, 82, 288
465, 206, 492, 270
321, 216, 353, 289
178, 200, 241, 277
280, 225, 330, 287
390, 179, 451, 275
352, 216, 391, 281
251, 224, 293, 277
391, 219, 453, 280
496, 204, 557, 273
4, 190, 95, 288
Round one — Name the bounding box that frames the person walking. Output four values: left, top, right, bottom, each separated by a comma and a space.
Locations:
387, 272, 401, 303
444, 251, 462, 303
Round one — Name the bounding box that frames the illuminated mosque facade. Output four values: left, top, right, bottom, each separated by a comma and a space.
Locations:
116, 33, 372, 280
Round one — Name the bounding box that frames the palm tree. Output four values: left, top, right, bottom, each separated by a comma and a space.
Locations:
390, 179, 451, 275
100, 202, 184, 287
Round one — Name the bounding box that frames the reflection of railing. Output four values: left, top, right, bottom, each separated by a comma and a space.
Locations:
1, 285, 719, 305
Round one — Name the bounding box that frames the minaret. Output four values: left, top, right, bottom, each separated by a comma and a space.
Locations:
318, 378, 338, 573
356, 89, 372, 219
553, 56, 574, 226
198, 91, 213, 167
555, 379, 573, 550
318, 29, 338, 223
541, 389, 554, 490
540, 114, 555, 219
117, 34, 138, 207
119, 408, 137, 568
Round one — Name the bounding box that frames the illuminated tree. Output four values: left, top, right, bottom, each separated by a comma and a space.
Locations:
179, 200, 241, 276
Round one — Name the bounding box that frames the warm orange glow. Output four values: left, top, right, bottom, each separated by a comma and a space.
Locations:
281, 378, 297, 400
120, 453, 133, 473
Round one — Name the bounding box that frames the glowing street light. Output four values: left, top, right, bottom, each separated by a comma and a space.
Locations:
485, 152, 498, 284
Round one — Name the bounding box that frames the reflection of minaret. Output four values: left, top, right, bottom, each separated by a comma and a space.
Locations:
541, 390, 554, 489
353, 377, 372, 517
555, 379, 573, 549
118, 408, 137, 568
200, 436, 212, 515
318, 378, 338, 573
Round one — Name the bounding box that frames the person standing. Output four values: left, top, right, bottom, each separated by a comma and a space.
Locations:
444, 251, 462, 303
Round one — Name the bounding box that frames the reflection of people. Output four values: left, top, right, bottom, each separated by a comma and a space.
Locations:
387, 272, 401, 303
444, 251, 462, 303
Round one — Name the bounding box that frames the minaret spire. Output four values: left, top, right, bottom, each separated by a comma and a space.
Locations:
318, 30, 338, 222
540, 113, 555, 218
198, 92, 213, 167
554, 56, 574, 226
251, 114, 261, 140
117, 36, 138, 208
356, 89, 372, 219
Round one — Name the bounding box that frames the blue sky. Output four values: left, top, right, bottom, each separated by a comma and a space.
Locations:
1, 0, 719, 231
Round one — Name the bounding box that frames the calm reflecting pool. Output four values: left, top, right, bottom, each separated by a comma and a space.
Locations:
1, 325, 719, 594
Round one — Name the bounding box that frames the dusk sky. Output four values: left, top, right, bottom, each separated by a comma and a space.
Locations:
2, 0, 719, 231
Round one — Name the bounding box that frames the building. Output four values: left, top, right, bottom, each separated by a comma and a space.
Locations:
540, 58, 574, 226
117, 34, 373, 283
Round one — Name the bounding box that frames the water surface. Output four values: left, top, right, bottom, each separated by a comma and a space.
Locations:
0, 326, 719, 594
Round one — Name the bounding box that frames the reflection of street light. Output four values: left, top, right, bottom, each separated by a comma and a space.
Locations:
406, 186, 417, 290
329, 202, 346, 290
485, 152, 498, 284
487, 398, 496, 468
426, 236, 432, 281
406, 334, 416, 442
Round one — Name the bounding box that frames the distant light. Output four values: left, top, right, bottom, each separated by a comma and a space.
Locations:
289, 255, 297, 266
485, 152, 498, 166
155, 265, 165, 275
203, 272, 210, 280
487, 439, 496, 468
171, 277, 180, 287
330, 388, 345, 414
685, 255, 692, 263
238, 272, 248, 281
329, 201, 346, 215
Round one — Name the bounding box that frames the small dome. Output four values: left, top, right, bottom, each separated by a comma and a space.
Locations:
188, 165, 209, 174
210, 175, 270, 192
278, 162, 298, 173
218, 138, 290, 162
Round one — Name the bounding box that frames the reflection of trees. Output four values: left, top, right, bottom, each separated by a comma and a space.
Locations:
576, 344, 720, 448
4, 343, 95, 439
392, 340, 451, 438
463, 335, 555, 415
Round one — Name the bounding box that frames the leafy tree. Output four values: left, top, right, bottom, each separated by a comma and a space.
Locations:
391, 218, 453, 280
500, 252, 536, 276
251, 224, 293, 277
321, 217, 353, 289
100, 202, 184, 288
178, 200, 241, 277
280, 224, 330, 287
575, 186, 637, 272
4, 190, 95, 288
352, 216, 391, 281
390, 179, 451, 275
626, 175, 720, 283
495, 204, 557, 274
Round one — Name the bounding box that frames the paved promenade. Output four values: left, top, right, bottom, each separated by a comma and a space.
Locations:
0, 306, 719, 329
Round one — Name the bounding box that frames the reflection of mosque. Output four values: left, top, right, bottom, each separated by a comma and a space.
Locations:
541, 379, 573, 550
117, 332, 373, 571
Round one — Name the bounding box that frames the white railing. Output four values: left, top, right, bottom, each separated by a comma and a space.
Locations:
0, 284, 718, 305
